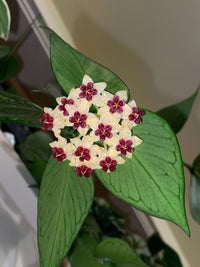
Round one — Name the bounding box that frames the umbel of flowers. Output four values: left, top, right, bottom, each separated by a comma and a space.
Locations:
40, 75, 145, 178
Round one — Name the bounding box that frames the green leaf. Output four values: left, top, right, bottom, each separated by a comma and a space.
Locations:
69, 231, 101, 267
29, 157, 47, 186
0, 90, 43, 127
60, 126, 79, 139
163, 246, 182, 267
147, 233, 165, 256
0, 45, 10, 59
147, 233, 182, 267
96, 110, 190, 235
18, 131, 53, 186
82, 213, 103, 243
50, 31, 130, 98
33, 83, 62, 98
38, 158, 94, 267
94, 237, 147, 267
157, 87, 199, 134
193, 154, 200, 178
0, 56, 18, 82
0, 0, 10, 41
18, 131, 52, 162
189, 173, 200, 224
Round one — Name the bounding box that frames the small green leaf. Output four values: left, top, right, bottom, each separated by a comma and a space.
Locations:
0, 45, 10, 59
163, 246, 182, 267
189, 173, 200, 224
60, 126, 79, 139
18, 131, 52, 186
148, 233, 182, 267
94, 237, 147, 267
147, 233, 165, 256
157, 87, 199, 134
0, 90, 43, 127
69, 231, 101, 267
18, 131, 52, 162
193, 154, 200, 178
29, 157, 47, 186
0, 0, 10, 41
0, 56, 18, 82
82, 213, 103, 243
96, 110, 190, 235
38, 158, 94, 267
50, 31, 130, 98
33, 83, 62, 98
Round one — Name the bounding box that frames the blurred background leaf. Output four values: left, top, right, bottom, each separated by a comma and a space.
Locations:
157, 86, 199, 134
17, 131, 52, 187
0, 0, 10, 41
189, 154, 200, 224
147, 233, 182, 267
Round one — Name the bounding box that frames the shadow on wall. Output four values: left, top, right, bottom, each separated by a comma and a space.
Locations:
69, 13, 200, 143
63, 12, 173, 111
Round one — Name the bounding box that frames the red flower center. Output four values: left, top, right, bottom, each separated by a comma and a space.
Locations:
116, 139, 133, 156
69, 111, 87, 129
52, 147, 66, 162
79, 82, 97, 101
107, 96, 125, 114
95, 123, 112, 141
58, 97, 74, 116
128, 107, 145, 124
75, 165, 92, 178
100, 157, 117, 172
75, 146, 91, 161
40, 113, 54, 130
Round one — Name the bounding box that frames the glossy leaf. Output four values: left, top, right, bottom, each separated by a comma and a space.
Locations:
38, 158, 94, 267
0, 0, 10, 41
0, 45, 10, 59
94, 237, 147, 267
157, 87, 199, 134
0, 56, 18, 82
0, 90, 43, 127
96, 110, 189, 235
50, 31, 130, 98
69, 231, 101, 267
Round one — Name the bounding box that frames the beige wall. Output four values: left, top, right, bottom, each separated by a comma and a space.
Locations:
34, 1, 200, 266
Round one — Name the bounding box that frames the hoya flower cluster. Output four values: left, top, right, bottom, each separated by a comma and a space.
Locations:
40, 75, 144, 178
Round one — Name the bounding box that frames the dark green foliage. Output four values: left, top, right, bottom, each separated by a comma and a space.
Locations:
0, 90, 43, 127
157, 87, 199, 134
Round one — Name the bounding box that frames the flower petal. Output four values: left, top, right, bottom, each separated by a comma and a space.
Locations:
86, 113, 99, 130
128, 99, 137, 108
82, 74, 93, 85
130, 135, 143, 147
68, 88, 81, 99
94, 82, 107, 93
116, 90, 128, 101
78, 126, 89, 136
91, 95, 105, 107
